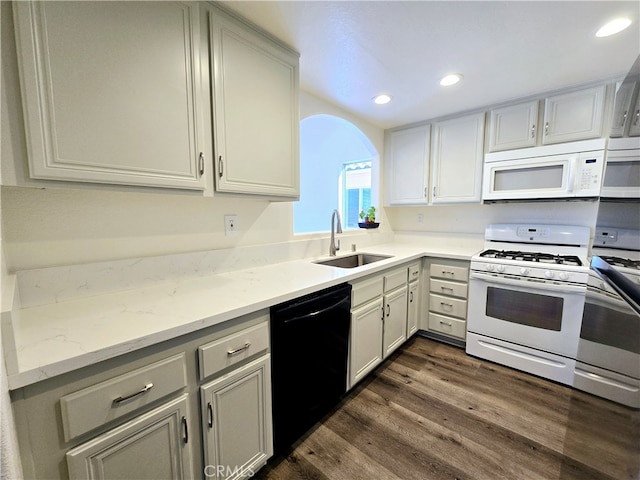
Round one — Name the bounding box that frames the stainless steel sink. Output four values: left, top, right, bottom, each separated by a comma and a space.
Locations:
314, 253, 392, 268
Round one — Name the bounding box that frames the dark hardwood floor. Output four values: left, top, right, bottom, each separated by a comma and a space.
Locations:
256, 336, 640, 480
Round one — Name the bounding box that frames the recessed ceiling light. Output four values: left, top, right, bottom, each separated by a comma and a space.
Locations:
440, 73, 463, 86
596, 18, 632, 37
373, 94, 392, 105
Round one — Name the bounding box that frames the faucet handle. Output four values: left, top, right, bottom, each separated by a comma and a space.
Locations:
336, 239, 340, 251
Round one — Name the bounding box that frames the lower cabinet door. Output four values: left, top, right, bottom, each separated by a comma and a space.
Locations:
407, 281, 420, 337
349, 297, 384, 389
383, 286, 408, 357
201, 355, 273, 480
66, 394, 193, 480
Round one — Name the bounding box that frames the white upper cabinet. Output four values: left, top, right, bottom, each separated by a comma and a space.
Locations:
628, 86, 640, 137
385, 125, 430, 205
488, 101, 539, 152
209, 8, 300, 198
542, 85, 606, 145
14, 2, 206, 190
610, 81, 638, 137
431, 112, 485, 204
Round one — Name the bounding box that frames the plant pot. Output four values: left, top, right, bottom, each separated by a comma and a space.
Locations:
358, 222, 380, 229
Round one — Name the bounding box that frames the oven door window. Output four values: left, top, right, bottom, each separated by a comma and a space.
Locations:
486, 287, 564, 331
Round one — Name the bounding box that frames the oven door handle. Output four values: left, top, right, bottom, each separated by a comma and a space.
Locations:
469, 271, 586, 295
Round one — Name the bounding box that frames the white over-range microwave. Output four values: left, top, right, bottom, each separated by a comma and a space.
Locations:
601, 137, 640, 199
482, 139, 606, 201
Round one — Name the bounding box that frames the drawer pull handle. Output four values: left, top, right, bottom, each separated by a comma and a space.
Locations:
439, 321, 453, 327
112, 383, 154, 405
441, 270, 454, 276
207, 402, 213, 428
182, 416, 188, 444
441, 286, 454, 292
440, 302, 453, 308
227, 342, 251, 356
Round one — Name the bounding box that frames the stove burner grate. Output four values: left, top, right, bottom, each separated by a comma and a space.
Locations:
479, 249, 583, 266
598, 256, 640, 270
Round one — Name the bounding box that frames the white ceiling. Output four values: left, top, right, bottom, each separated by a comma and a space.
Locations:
220, 1, 640, 129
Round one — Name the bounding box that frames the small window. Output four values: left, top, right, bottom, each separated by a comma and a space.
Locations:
341, 161, 372, 228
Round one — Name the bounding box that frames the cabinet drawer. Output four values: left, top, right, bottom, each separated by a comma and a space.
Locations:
428, 313, 467, 339
430, 278, 468, 298
198, 322, 269, 380
384, 268, 408, 292
351, 275, 384, 308
60, 354, 187, 442
408, 262, 421, 283
430, 263, 469, 282
429, 293, 467, 319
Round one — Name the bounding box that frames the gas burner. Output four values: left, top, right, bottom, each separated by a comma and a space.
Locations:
598, 256, 640, 270
479, 249, 583, 266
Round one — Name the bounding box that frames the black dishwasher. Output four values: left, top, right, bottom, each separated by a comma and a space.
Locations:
270, 283, 352, 454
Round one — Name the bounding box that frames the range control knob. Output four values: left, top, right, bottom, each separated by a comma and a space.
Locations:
519, 267, 530, 275
496, 265, 506, 273
558, 272, 569, 281
544, 270, 555, 279
486, 264, 495, 271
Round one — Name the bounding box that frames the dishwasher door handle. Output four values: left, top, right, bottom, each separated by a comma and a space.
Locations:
282, 296, 350, 324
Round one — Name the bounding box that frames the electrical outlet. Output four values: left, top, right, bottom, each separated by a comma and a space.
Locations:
417, 213, 424, 223
224, 215, 238, 236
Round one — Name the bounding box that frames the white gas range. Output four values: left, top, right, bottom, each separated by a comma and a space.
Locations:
466, 224, 591, 386
575, 227, 640, 408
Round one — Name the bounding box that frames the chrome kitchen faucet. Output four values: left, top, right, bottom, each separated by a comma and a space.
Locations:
329, 209, 343, 256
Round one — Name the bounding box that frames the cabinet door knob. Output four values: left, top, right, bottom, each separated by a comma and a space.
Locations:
218, 156, 224, 178
544, 122, 549, 136
635, 109, 640, 126
531, 124, 536, 138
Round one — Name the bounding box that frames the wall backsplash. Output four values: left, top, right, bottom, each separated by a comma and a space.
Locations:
387, 200, 600, 236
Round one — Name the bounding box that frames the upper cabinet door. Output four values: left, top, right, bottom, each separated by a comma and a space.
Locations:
209, 9, 300, 198
629, 89, 640, 137
431, 112, 485, 204
542, 85, 606, 145
488, 101, 538, 152
13, 2, 206, 190
610, 81, 638, 137
385, 125, 430, 205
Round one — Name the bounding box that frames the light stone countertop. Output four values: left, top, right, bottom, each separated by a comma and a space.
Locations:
5, 240, 480, 390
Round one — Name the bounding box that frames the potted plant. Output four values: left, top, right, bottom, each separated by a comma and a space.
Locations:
358, 206, 379, 228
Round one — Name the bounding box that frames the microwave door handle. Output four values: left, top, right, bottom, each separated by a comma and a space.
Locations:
469, 271, 586, 295
567, 157, 577, 194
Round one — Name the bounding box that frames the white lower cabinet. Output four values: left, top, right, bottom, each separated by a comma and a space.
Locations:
406, 262, 421, 337
349, 264, 414, 389
407, 281, 420, 337
200, 355, 273, 480
350, 297, 385, 388
66, 394, 193, 480
383, 284, 408, 356
11, 310, 273, 480
423, 258, 470, 342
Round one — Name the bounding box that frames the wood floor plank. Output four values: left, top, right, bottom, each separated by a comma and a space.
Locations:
256, 336, 640, 480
